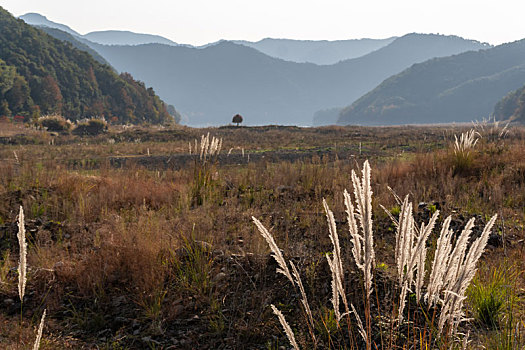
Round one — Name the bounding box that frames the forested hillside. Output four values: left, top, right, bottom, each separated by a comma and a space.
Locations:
338, 39, 525, 125
0, 7, 172, 124
494, 84, 525, 123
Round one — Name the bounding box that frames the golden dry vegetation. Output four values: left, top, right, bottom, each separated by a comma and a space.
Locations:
0, 121, 525, 349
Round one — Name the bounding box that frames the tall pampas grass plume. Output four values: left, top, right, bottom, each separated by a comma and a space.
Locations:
271, 304, 300, 350
32, 309, 46, 350
17, 205, 27, 302
252, 216, 293, 283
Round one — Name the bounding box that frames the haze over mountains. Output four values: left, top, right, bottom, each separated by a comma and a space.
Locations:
84, 31, 179, 46
20, 12, 525, 127
338, 39, 525, 125
94, 34, 491, 126
233, 38, 397, 65
20, 13, 180, 46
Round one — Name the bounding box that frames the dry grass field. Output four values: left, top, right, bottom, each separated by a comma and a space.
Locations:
1, 121, 525, 349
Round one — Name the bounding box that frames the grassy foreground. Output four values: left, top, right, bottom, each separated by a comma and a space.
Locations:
0, 121, 524, 349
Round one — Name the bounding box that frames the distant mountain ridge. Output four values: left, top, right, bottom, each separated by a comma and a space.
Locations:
338, 39, 525, 125
19, 12, 80, 36
19, 13, 180, 47
233, 37, 397, 65
18, 13, 397, 66
19, 13, 398, 65
84, 30, 179, 46
19, 12, 493, 126
87, 33, 489, 126
0, 7, 172, 124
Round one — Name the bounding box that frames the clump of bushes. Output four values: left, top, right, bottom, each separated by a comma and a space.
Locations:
73, 118, 108, 136
38, 115, 72, 133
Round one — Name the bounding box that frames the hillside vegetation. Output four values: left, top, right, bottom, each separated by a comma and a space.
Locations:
338, 39, 525, 125
494, 83, 525, 123
0, 7, 171, 124
36, 26, 111, 66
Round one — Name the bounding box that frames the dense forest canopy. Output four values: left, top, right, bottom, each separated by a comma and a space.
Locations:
0, 7, 172, 124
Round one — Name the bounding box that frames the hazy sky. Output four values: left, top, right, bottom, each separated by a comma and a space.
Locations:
3, 0, 525, 45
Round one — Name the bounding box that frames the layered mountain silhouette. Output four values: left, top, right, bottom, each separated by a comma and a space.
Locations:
19, 13, 396, 64
90, 34, 489, 126
338, 40, 525, 125
19, 13, 180, 47
233, 38, 396, 65
0, 7, 172, 124
84, 31, 179, 46
19, 12, 80, 36
19, 12, 497, 126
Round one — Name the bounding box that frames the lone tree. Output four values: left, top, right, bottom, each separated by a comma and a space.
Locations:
232, 114, 243, 126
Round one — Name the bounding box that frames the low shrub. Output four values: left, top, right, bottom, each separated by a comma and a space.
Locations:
73, 118, 108, 136
39, 115, 72, 133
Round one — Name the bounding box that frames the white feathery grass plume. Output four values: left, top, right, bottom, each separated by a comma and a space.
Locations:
398, 281, 408, 323
290, 261, 316, 342
410, 210, 439, 300
436, 215, 497, 333
271, 304, 300, 350
460, 215, 497, 282
390, 194, 439, 318
454, 129, 479, 155
440, 215, 498, 332
328, 258, 341, 321
209, 136, 218, 156
425, 216, 453, 305
324, 200, 344, 293
188, 141, 192, 155
379, 203, 397, 225
348, 160, 374, 297
351, 303, 368, 344
17, 205, 27, 301
217, 137, 223, 155
442, 218, 475, 290
33, 309, 46, 350
438, 290, 467, 333
252, 217, 293, 284
324, 199, 350, 320
414, 234, 428, 301
200, 133, 208, 160
198, 133, 222, 161
395, 196, 413, 285
344, 189, 360, 267
387, 185, 403, 205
